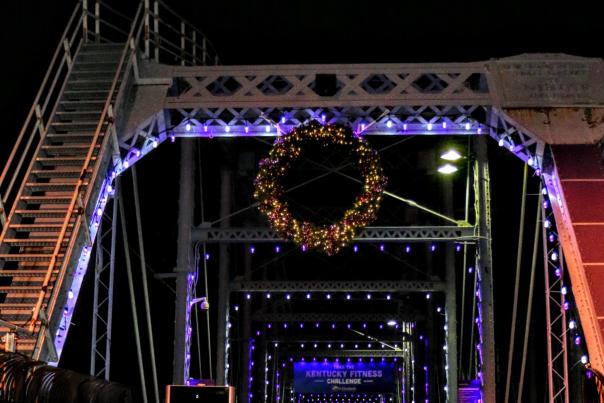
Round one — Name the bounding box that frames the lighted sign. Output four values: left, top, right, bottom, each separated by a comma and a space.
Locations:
293, 361, 396, 394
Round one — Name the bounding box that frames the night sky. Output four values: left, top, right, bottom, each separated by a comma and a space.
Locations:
1, 0, 602, 402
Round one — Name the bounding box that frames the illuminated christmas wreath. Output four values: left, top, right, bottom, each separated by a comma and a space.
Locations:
254, 121, 387, 255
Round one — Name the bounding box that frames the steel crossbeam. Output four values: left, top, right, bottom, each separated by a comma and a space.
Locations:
488, 108, 545, 167
251, 313, 414, 323
231, 280, 444, 293
165, 64, 491, 108
263, 336, 409, 343
89, 197, 118, 380
282, 350, 407, 358
193, 226, 476, 243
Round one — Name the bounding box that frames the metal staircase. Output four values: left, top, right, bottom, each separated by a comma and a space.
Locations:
0, 42, 124, 359
0, 0, 218, 365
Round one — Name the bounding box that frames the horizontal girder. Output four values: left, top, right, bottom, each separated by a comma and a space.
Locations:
277, 350, 407, 358
261, 336, 409, 343
193, 226, 476, 243
164, 63, 491, 109
230, 280, 444, 292
251, 312, 413, 323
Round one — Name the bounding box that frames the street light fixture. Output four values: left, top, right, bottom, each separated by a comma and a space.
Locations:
440, 149, 462, 161
437, 163, 458, 174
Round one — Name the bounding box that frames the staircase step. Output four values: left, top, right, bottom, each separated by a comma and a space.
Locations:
14, 209, 68, 218
68, 79, 114, 85
0, 254, 63, 262
75, 53, 121, 63
77, 48, 122, 56
1, 262, 64, 270
49, 121, 107, 131
0, 303, 35, 309
41, 144, 100, 155
2, 239, 66, 247
20, 195, 73, 204
30, 169, 88, 179
0, 314, 37, 323
78, 49, 123, 57
0, 324, 40, 333
72, 61, 119, 71
63, 90, 111, 101
0, 269, 59, 277
0, 286, 52, 292
11, 224, 72, 232
78, 46, 124, 55
24, 182, 82, 191
81, 43, 125, 50
67, 80, 114, 91
3, 296, 43, 303
59, 99, 106, 108
63, 89, 111, 94
70, 70, 117, 79
0, 339, 37, 350
55, 110, 103, 119
45, 133, 97, 142
36, 156, 96, 166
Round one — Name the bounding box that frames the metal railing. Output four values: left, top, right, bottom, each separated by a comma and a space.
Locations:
82, 0, 220, 66
0, 3, 83, 230
0, 0, 219, 233
32, 1, 145, 358
143, 0, 220, 66
0, 0, 218, 358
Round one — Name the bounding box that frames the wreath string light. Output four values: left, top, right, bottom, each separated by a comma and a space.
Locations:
254, 121, 387, 255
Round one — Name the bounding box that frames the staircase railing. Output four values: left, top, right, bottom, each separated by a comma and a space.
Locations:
0, 0, 219, 236
0, 3, 83, 232
143, 0, 220, 66
0, 0, 219, 359
31, 4, 145, 360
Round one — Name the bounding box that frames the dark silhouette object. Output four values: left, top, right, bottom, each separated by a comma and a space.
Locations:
0, 352, 131, 403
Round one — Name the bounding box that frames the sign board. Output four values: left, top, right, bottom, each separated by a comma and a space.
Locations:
489, 54, 604, 107
293, 361, 396, 394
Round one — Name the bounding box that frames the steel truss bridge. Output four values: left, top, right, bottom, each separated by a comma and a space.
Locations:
0, 1, 603, 403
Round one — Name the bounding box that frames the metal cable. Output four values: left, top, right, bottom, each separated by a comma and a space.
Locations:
131, 166, 160, 403
516, 192, 542, 403
504, 163, 528, 403
118, 180, 149, 403
210, 135, 416, 226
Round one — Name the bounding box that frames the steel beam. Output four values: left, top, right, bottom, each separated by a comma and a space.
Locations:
164, 63, 490, 108
263, 336, 410, 343
193, 226, 476, 243
444, 177, 458, 402
231, 280, 444, 292
89, 195, 117, 380
474, 135, 497, 402
251, 313, 416, 323
488, 108, 545, 167
239, 244, 253, 403
215, 168, 232, 385
282, 350, 408, 358
542, 209, 570, 403
173, 139, 195, 384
